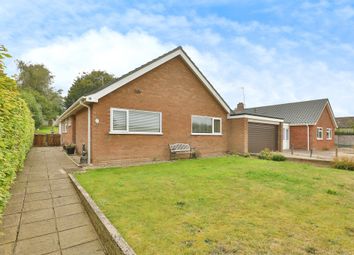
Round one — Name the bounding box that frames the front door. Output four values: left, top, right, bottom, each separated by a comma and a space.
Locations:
283, 125, 289, 150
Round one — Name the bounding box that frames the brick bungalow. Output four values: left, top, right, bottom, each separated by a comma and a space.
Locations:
240, 99, 338, 151
58, 46, 334, 165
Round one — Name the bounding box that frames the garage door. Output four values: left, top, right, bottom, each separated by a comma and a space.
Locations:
248, 122, 278, 153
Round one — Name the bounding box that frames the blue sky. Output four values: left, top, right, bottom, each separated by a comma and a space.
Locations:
1, 0, 354, 116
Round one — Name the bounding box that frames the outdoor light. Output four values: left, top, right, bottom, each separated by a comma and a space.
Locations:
95, 118, 99, 125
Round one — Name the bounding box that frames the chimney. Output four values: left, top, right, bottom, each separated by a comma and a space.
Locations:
235, 102, 244, 113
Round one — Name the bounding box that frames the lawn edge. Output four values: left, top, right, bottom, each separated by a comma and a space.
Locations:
68, 173, 136, 255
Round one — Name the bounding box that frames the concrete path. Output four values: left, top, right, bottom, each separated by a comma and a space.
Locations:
0, 147, 105, 255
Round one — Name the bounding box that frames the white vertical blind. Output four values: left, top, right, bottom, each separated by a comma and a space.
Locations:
129, 110, 160, 132
112, 110, 127, 131
111, 108, 161, 133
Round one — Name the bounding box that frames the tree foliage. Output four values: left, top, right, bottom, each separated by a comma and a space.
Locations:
65, 70, 116, 108
16, 61, 63, 127
0, 46, 34, 216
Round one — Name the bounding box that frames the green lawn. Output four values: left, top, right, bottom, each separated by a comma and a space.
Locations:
76, 156, 354, 255
35, 126, 58, 134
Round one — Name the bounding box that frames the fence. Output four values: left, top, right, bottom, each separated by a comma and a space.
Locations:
33, 134, 61, 147
335, 135, 354, 148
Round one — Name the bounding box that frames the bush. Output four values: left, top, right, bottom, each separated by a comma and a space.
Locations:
272, 153, 286, 161
259, 149, 286, 161
333, 157, 354, 171
0, 75, 34, 217
258, 148, 273, 160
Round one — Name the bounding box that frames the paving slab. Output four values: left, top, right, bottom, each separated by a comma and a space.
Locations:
53, 195, 80, 207
59, 225, 98, 249
21, 208, 55, 224
23, 199, 53, 212
0, 147, 105, 254
25, 192, 52, 202
56, 212, 91, 231
54, 203, 84, 218
0, 226, 17, 244
1, 213, 21, 228
0, 242, 14, 255
18, 219, 56, 240
3, 203, 23, 215
51, 187, 77, 198
62, 240, 105, 255
14, 233, 59, 255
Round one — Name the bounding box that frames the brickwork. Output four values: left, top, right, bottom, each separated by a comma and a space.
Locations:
90, 57, 229, 164
75, 109, 88, 155
61, 117, 75, 145
310, 105, 335, 150
228, 118, 248, 154
290, 105, 336, 150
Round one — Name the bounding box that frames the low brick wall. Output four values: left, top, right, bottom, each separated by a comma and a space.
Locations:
69, 174, 136, 255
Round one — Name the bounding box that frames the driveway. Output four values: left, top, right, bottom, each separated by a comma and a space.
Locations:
282, 147, 354, 161
0, 147, 105, 255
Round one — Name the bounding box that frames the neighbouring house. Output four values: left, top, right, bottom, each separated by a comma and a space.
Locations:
335, 116, 354, 148
238, 99, 338, 151
58, 46, 290, 165
335, 116, 354, 133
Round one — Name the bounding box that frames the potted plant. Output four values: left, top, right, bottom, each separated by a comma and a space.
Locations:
65, 144, 76, 155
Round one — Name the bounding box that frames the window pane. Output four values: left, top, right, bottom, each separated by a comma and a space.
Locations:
129, 110, 160, 132
192, 116, 212, 133
214, 119, 221, 133
317, 128, 323, 139
112, 110, 127, 131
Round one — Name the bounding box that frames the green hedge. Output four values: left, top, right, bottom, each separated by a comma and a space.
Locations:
0, 75, 34, 217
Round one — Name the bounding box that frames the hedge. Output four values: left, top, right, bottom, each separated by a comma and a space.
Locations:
0, 75, 34, 217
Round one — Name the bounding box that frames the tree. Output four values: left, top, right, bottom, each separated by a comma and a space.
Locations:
15, 61, 64, 125
20, 90, 43, 128
0, 45, 11, 76
65, 70, 116, 108
16, 60, 54, 94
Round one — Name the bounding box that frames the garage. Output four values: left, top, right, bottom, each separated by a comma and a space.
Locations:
248, 122, 278, 153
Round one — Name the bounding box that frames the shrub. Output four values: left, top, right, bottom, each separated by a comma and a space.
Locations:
0, 72, 34, 217
272, 153, 286, 161
258, 148, 273, 160
259, 149, 286, 162
333, 157, 354, 171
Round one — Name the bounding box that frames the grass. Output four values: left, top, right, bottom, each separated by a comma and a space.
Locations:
35, 126, 58, 134
75, 156, 354, 255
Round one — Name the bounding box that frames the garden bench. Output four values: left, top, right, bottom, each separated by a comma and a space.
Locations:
169, 143, 196, 160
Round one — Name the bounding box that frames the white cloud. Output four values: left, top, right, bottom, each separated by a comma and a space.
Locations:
20, 28, 175, 94
19, 27, 354, 116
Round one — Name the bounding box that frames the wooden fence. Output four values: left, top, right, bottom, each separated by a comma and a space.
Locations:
33, 134, 61, 147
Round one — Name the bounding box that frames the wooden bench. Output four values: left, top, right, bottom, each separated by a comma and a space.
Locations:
169, 143, 196, 160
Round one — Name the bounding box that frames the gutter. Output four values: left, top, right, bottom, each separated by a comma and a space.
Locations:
79, 100, 91, 164
307, 124, 310, 151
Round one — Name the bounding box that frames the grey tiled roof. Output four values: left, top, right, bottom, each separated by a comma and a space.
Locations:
238, 99, 330, 125
336, 117, 354, 128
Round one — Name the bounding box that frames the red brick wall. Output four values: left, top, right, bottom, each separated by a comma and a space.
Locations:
90, 56, 230, 165
228, 118, 248, 154
290, 126, 308, 149
61, 116, 75, 145
75, 108, 88, 154
310, 105, 335, 150
290, 105, 335, 150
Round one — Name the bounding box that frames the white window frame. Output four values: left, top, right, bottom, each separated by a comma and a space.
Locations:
326, 128, 332, 140
110, 108, 162, 135
61, 120, 68, 134
191, 115, 222, 136
316, 127, 323, 140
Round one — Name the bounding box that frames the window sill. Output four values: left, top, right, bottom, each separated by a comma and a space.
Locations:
317, 138, 323, 140
109, 131, 163, 135
326, 138, 332, 140
191, 133, 223, 136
